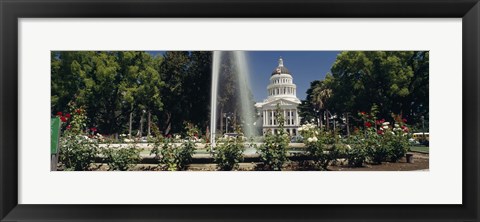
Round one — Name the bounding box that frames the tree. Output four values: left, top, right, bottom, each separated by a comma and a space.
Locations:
184, 51, 212, 134
51, 51, 90, 115
311, 76, 333, 130
301, 51, 429, 130
299, 80, 321, 124
158, 51, 191, 135
327, 51, 429, 127
51, 51, 164, 135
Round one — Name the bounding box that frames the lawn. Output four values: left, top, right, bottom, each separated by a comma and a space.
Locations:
409, 146, 429, 153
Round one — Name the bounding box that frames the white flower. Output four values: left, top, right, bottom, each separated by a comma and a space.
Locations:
312, 137, 318, 142
391, 132, 395, 135
346, 145, 352, 150
382, 122, 390, 126
307, 137, 313, 143
338, 135, 342, 138
175, 135, 181, 139
315, 131, 319, 135
120, 134, 126, 137
394, 124, 399, 128
383, 125, 389, 129
298, 127, 303, 132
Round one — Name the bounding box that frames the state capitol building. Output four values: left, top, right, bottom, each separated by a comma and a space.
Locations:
255, 58, 301, 136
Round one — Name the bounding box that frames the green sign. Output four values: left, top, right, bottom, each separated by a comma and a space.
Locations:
51, 117, 61, 154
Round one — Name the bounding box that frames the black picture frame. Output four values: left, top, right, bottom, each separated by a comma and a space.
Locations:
1, 0, 478, 221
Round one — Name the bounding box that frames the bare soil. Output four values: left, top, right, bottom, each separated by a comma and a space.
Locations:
328, 152, 429, 171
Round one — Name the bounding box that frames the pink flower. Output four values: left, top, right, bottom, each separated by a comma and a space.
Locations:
60, 116, 67, 122
65, 113, 71, 118
56, 111, 62, 116
364, 122, 372, 128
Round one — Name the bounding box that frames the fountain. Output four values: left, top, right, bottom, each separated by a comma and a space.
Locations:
210, 51, 222, 148
210, 51, 257, 148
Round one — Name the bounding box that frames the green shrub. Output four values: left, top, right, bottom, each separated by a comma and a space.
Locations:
345, 136, 368, 167
257, 104, 289, 171
150, 138, 195, 171
384, 123, 411, 162
60, 134, 99, 170
357, 108, 412, 164
389, 135, 410, 162
58, 105, 99, 171
366, 133, 388, 164
214, 138, 244, 171
306, 141, 330, 170
177, 139, 196, 170
298, 123, 342, 170
102, 144, 141, 171
257, 133, 289, 171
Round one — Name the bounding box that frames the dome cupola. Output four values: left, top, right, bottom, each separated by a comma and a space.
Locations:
271, 57, 291, 75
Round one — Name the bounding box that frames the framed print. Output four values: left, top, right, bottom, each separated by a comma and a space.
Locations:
1, 0, 479, 221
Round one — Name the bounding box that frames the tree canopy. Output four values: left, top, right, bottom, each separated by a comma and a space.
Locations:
301, 51, 429, 130
51, 51, 212, 137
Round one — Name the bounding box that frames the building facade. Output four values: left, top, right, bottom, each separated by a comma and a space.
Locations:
255, 58, 301, 135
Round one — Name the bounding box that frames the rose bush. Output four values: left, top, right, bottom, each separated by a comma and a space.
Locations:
214, 136, 245, 171
298, 123, 337, 170
358, 107, 412, 164
150, 125, 195, 171
257, 104, 289, 171
58, 104, 99, 171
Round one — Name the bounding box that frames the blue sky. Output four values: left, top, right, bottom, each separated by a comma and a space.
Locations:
246, 51, 340, 101
148, 51, 340, 101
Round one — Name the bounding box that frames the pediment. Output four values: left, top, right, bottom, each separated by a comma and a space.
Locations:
262, 98, 300, 107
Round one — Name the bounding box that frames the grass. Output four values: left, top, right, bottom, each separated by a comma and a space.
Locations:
409, 146, 429, 153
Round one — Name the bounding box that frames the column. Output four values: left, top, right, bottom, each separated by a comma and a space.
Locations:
267, 110, 271, 126
290, 109, 293, 125
267, 110, 270, 125
296, 110, 300, 126
263, 110, 266, 125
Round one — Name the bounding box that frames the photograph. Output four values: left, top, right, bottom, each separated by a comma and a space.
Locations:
51, 50, 429, 171
2, 0, 478, 220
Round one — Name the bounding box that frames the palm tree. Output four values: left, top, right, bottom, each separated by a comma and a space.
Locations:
311, 81, 332, 131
